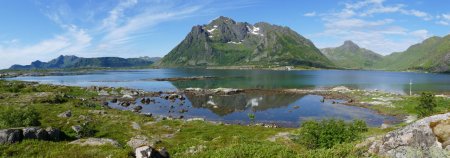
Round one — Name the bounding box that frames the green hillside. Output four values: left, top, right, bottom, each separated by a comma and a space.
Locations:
374, 35, 450, 72
321, 41, 383, 69
158, 16, 334, 68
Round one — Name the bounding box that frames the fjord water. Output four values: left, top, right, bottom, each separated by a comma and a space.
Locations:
10, 69, 450, 94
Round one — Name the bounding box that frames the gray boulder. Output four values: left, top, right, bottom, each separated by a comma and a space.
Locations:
69, 138, 120, 147
0, 129, 23, 144
127, 135, 151, 149
136, 146, 153, 158
131, 122, 141, 130
46, 127, 62, 141
58, 110, 72, 118
432, 119, 450, 150
369, 112, 450, 158
134, 106, 143, 112
1, 127, 64, 144
158, 148, 170, 158
71, 125, 82, 135
36, 128, 50, 140
135, 146, 170, 158
23, 127, 40, 139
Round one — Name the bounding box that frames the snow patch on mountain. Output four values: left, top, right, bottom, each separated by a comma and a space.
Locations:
247, 25, 263, 36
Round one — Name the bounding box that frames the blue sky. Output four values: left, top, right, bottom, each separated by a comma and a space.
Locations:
0, 0, 449, 69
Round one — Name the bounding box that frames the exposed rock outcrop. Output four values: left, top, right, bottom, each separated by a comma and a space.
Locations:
0, 129, 23, 144
431, 119, 450, 150
45, 127, 63, 141
127, 135, 152, 149
0, 127, 63, 144
368, 112, 450, 158
69, 138, 120, 147
58, 110, 72, 118
184, 88, 243, 95
135, 146, 170, 158
331, 86, 351, 92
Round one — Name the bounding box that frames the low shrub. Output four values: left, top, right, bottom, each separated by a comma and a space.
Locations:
295, 119, 368, 149
416, 92, 437, 117
0, 107, 41, 128
72, 99, 99, 108
78, 122, 97, 138
37, 93, 69, 104
4, 82, 26, 93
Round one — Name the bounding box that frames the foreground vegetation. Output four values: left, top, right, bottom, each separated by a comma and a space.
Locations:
337, 89, 450, 118
0, 80, 448, 157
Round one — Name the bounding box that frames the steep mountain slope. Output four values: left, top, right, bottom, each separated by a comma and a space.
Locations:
321, 41, 383, 69
374, 35, 450, 72
159, 16, 333, 68
9, 55, 158, 70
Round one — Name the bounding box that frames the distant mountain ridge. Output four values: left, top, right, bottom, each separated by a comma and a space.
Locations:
373, 35, 450, 73
158, 16, 334, 68
9, 55, 160, 70
321, 40, 383, 69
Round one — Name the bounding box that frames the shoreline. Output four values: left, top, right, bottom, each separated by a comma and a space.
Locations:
0, 66, 445, 79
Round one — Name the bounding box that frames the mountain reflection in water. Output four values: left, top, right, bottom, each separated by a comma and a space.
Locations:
108, 92, 397, 127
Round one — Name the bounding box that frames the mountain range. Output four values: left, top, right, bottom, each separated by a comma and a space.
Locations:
9, 55, 160, 70
321, 35, 450, 73
158, 16, 334, 68
7, 16, 450, 73
373, 35, 450, 72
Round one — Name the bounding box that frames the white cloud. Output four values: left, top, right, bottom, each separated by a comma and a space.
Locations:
410, 29, 431, 39
96, 3, 203, 54
0, 25, 92, 69
436, 13, 450, 26
310, 0, 435, 55
442, 13, 450, 20
101, 0, 138, 30
303, 12, 316, 17
344, 0, 384, 10
0, 0, 214, 69
400, 9, 432, 20
342, 0, 432, 20
361, 4, 403, 16
436, 21, 449, 26
1, 39, 19, 45
324, 18, 393, 29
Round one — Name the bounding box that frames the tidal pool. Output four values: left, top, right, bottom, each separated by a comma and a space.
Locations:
108, 93, 398, 127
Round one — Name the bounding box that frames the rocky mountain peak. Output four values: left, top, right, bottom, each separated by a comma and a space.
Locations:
342, 40, 359, 49
321, 40, 383, 69
211, 16, 236, 24
159, 16, 333, 68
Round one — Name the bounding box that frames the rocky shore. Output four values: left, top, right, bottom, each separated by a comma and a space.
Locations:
365, 112, 450, 157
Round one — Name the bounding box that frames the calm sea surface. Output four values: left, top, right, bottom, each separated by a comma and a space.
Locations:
9, 69, 450, 93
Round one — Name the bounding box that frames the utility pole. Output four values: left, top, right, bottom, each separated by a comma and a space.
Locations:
409, 79, 412, 96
